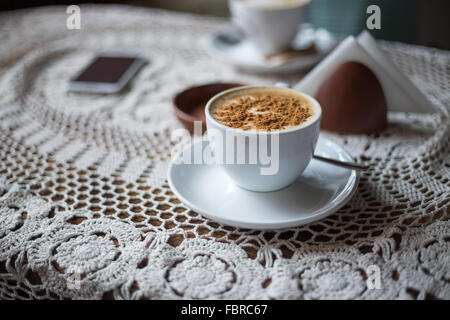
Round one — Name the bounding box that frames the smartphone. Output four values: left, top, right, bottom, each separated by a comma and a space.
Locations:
68, 52, 147, 94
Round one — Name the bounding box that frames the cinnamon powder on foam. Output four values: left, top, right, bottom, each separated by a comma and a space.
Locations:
211, 93, 313, 131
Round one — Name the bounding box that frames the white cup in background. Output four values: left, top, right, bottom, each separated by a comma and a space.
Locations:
228, 0, 310, 55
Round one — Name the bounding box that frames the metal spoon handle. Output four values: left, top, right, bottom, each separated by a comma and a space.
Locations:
313, 155, 369, 171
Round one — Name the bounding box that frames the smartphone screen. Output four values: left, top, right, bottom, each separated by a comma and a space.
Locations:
68, 54, 146, 93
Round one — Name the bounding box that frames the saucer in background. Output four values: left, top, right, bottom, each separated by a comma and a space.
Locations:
207, 24, 338, 74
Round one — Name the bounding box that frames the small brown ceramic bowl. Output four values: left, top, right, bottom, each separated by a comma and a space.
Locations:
173, 82, 244, 134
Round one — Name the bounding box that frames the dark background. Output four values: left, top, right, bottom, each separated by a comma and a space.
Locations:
1, 0, 449, 50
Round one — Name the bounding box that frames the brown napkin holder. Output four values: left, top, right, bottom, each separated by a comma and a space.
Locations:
316, 61, 387, 134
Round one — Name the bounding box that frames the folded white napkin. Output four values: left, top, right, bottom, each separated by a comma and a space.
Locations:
295, 30, 436, 113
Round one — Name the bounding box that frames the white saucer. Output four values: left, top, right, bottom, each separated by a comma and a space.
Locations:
207, 24, 337, 74
167, 136, 359, 230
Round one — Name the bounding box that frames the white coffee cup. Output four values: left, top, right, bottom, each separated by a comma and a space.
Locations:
228, 0, 310, 55
205, 86, 321, 192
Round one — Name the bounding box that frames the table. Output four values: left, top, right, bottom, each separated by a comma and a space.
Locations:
0, 5, 449, 300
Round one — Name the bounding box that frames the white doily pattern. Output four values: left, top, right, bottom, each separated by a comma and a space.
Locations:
0, 5, 449, 300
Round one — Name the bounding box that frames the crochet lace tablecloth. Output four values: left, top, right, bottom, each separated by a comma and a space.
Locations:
0, 5, 449, 300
